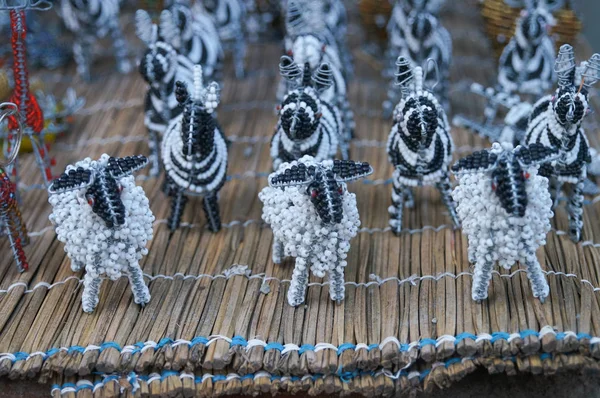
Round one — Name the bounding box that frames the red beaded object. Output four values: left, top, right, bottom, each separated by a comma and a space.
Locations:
0, 165, 28, 272
4, 9, 54, 184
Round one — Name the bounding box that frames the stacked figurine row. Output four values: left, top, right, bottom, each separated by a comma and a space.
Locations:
2, 0, 599, 314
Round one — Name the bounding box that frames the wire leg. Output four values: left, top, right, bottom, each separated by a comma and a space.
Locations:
437, 172, 460, 228
288, 257, 309, 306
567, 179, 584, 243
82, 273, 103, 313
202, 193, 222, 233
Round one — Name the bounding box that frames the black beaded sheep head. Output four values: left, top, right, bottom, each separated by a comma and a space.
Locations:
269, 157, 373, 224
452, 142, 558, 217
136, 10, 178, 87
278, 56, 333, 141
48, 155, 148, 228
407, 10, 437, 42
393, 56, 442, 148
550, 45, 600, 131
174, 65, 220, 158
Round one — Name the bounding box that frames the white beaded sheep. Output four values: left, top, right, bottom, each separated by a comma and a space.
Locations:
259, 156, 372, 306
48, 154, 154, 313
452, 142, 558, 302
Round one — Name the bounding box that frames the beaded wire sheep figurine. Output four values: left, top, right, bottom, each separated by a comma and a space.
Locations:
386, 57, 458, 234
497, 2, 557, 95
259, 155, 372, 306
383, 0, 451, 117
58, 0, 131, 81
452, 142, 558, 302
48, 154, 154, 313
0, 103, 28, 272
271, 57, 346, 170
161, 65, 228, 232
525, 44, 600, 242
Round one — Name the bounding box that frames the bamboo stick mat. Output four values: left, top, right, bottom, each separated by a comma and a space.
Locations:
2, 2, 600, 396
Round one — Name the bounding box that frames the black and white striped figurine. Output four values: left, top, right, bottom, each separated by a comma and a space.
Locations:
497, 4, 556, 95
383, 1, 451, 116
136, 15, 194, 177
161, 66, 228, 232
58, 0, 130, 81
158, 3, 224, 82
194, 0, 247, 78
386, 57, 458, 234
525, 44, 600, 242
271, 57, 345, 170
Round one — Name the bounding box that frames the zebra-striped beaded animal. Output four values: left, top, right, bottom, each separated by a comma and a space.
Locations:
524, 44, 600, 242
259, 156, 373, 306
383, 0, 451, 117
386, 57, 458, 235
452, 142, 558, 302
271, 56, 346, 170
161, 65, 228, 232
48, 154, 154, 313
58, 0, 131, 81
497, 2, 557, 96
137, 4, 223, 176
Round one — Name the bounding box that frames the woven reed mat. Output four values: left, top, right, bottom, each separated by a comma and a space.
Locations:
1, 2, 600, 397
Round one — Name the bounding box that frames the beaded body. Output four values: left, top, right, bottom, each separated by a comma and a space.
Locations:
386, 60, 458, 234
59, 0, 131, 80
452, 142, 558, 301
383, 0, 451, 116
498, 6, 556, 95
0, 166, 28, 272
271, 58, 345, 170
524, 44, 600, 242
161, 66, 228, 231
259, 156, 372, 306
48, 154, 154, 312
196, 0, 246, 77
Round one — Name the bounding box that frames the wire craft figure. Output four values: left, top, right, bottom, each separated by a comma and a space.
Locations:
137, 4, 223, 176
1, 4, 55, 188
0, 102, 28, 272
279, 0, 354, 143
58, 0, 131, 81
524, 44, 600, 242
48, 154, 154, 313
161, 66, 228, 232
452, 142, 558, 302
271, 57, 346, 170
194, 0, 247, 78
383, 0, 451, 117
259, 155, 372, 306
498, 1, 557, 95
386, 57, 458, 234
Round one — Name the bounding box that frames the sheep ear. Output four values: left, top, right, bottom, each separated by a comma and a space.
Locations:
135, 10, 155, 45
312, 63, 333, 93
579, 53, 600, 88
555, 44, 576, 89
332, 160, 374, 182
48, 168, 94, 195
515, 144, 559, 166
107, 156, 149, 179
451, 150, 498, 174
160, 9, 181, 49
268, 167, 314, 188
394, 56, 414, 89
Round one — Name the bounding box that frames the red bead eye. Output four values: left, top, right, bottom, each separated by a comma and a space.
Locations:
491, 182, 497, 191
118, 184, 123, 193
287, 50, 293, 56
87, 196, 95, 206
338, 186, 343, 194
311, 189, 318, 199
523, 172, 530, 179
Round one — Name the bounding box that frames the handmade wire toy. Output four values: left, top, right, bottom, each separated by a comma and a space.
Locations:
0, 102, 28, 272
452, 142, 558, 302
259, 156, 372, 306
386, 57, 459, 234
48, 154, 154, 313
